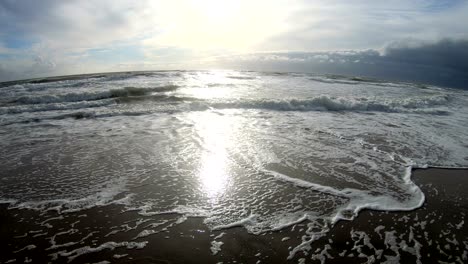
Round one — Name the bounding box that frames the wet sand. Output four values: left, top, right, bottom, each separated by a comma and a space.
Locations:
1, 168, 467, 263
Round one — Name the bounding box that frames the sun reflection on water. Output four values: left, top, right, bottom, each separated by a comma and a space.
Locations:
198, 145, 229, 197
183, 71, 236, 99
192, 110, 234, 200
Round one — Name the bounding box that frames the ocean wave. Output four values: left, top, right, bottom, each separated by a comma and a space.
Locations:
0, 99, 115, 115
226, 75, 257, 80
0, 109, 160, 126
10, 85, 179, 105
52, 110, 153, 120
115, 94, 194, 104
0, 93, 452, 120
195, 95, 452, 114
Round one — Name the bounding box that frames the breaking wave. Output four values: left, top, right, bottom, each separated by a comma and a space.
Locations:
10, 85, 179, 105
1, 93, 451, 122
0, 100, 115, 115
197, 94, 452, 114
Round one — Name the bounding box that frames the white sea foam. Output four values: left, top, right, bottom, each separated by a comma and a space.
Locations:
130, 204, 210, 218
271, 214, 309, 231
13, 245, 36, 253
92, 261, 111, 264
266, 166, 425, 224
6, 178, 131, 213
213, 232, 225, 239
134, 229, 158, 239
212, 215, 258, 230
210, 240, 224, 255
52, 241, 148, 262
0, 199, 17, 204
113, 254, 128, 259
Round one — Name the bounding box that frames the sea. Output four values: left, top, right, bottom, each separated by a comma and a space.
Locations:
0, 70, 467, 262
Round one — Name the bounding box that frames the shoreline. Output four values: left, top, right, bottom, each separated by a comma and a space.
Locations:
1, 168, 467, 263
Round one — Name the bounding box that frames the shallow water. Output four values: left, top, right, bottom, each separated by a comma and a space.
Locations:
1, 70, 467, 260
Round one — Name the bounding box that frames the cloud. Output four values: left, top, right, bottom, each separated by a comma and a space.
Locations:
257, 0, 468, 51
382, 39, 468, 74
3, 0, 465, 54
0, 0, 150, 49
209, 39, 468, 89
0, 43, 14, 55
0, 0, 295, 80
0, 0, 157, 80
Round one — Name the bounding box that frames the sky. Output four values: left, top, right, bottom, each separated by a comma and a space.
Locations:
0, 0, 467, 88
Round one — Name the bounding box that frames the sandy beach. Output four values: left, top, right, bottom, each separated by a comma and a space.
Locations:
1, 168, 467, 263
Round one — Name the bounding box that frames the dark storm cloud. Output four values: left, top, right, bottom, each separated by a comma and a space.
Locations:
216, 39, 468, 89
383, 39, 468, 75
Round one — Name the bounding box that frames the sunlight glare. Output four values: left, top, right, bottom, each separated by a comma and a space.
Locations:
183, 71, 233, 99
195, 0, 238, 22
144, 0, 290, 51
193, 111, 234, 199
